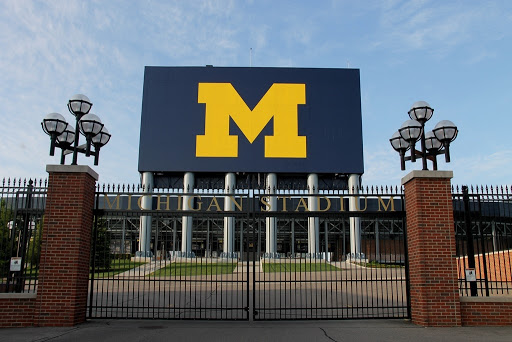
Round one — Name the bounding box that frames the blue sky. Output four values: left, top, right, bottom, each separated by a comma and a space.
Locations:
1, 0, 511, 187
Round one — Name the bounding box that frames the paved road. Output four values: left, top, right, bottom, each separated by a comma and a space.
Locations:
2, 319, 512, 342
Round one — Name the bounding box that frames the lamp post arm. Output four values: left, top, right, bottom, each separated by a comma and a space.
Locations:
93, 146, 100, 165
71, 116, 81, 165
410, 142, 416, 162
49, 133, 57, 156
399, 150, 406, 170
60, 148, 66, 165
420, 123, 428, 170
444, 143, 451, 162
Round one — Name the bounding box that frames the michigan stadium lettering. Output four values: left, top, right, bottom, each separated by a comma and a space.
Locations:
102, 194, 396, 212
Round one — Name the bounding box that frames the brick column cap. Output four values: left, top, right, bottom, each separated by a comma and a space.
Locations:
401, 170, 453, 185
46, 164, 99, 181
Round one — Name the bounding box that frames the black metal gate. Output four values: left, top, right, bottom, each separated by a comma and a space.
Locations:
87, 186, 409, 320
0, 179, 46, 294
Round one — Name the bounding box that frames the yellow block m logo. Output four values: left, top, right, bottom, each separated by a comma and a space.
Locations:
196, 83, 306, 158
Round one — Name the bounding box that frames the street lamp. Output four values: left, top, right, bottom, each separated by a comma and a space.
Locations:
390, 101, 458, 171
41, 94, 111, 165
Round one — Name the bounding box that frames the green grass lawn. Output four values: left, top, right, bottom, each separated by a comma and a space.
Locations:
23, 265, 39, 277
263, 262, 340, 273
92, 260, 146, 277
151, 262, 237, 276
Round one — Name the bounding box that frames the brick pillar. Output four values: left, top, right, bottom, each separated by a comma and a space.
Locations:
402, 170, 461, 327
35, 165, 98, 327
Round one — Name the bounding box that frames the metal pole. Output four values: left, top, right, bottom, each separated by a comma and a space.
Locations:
491, 222, 498, 252
138, 172, 153, 258
223, 172, 236, 257
463, 186, 477, 296
172, 219, 177, 254
240, 220, 243, 261
206, 218, 210, 257
291, 219, 295, 257
307, 173, 319, 256
182, 172, 194, 257
375, 220, 380, 263
71, 115, 81, 165
154, 219, 159, 259
349, 174, 361, 257
121, 218, 126, 254
265, 173, 277, 257
420, 123, 428, 170
324, 221, 329, 261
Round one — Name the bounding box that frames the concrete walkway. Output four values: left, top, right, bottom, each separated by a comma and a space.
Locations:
2, 319, 512, 342
115, 260, 165, 277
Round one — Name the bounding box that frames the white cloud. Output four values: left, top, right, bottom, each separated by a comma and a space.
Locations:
371, 0, 511, 58
450, 150, 512, 186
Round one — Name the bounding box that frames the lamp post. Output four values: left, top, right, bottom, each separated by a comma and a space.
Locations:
41, 94, 111, 165
390, 101, 458, 171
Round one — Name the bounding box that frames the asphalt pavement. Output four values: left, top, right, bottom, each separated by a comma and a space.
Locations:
1, 319, 512, 342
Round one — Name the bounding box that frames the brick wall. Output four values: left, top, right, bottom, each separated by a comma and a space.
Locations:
33, 165, 97, 326
0, 294, 36, 327
402, 171, 461, 327
460, 297, 512, 326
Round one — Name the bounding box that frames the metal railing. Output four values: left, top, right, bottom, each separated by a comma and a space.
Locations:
88, 184, 409, 320
0, 178, 46, 293
453, 185, 512, 296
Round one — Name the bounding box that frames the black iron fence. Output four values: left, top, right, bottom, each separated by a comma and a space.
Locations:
88, 184, 409, 320
88, 209, 249, 320
453, 185, 512, 296
0, 178, 46, 293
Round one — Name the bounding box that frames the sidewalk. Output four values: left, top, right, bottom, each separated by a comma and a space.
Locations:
2, 319, 512, 342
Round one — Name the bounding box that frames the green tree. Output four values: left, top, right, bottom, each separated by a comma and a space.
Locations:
91, 219, 112, 272
26, 217, 43, 269
0, 200, 13, 277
